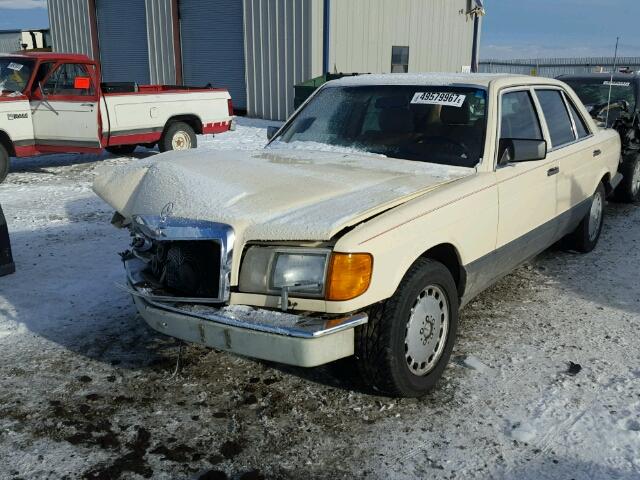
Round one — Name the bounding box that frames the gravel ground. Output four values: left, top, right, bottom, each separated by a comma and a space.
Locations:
0, 120, 639, 480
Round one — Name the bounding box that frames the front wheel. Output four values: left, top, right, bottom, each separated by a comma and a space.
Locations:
355, 258, 459, 398
567, 182, 606, 253
0, 144, 8, 184
614, 156, 640, 203
159, 122, 197, 153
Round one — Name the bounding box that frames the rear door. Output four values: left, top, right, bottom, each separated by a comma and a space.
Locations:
30, 62, 101, 150
534, 88, 598, 229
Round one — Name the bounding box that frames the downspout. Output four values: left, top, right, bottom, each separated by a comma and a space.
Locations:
322, 0, 330, 75
470, 0, 485, 73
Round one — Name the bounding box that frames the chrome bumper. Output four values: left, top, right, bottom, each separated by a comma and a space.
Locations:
123, 259, 368, 367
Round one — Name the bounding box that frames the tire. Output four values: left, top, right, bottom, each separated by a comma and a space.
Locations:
106, 145, 137, 156
0, 144, 8, 184
614, 155, 640, 203
159, 122, 197, 153
567, 182, 606, 253
355, 258, 459, 398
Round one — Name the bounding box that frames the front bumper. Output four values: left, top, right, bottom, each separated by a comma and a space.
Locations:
123, 259, 368, 367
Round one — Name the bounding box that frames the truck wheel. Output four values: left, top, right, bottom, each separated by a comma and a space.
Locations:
106, 145, 137, 156
159, 122, 197, 152
0, 144, 9, 184
567, 182, 606, 253
614, 156, 640, 203
355, 258, 459, 398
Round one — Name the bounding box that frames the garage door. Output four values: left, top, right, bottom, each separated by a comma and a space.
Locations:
179, 0, 247, 109
96, 0, 150, 84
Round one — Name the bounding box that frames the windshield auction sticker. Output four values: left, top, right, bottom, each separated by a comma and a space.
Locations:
603, 81, 630, 87
7, 62, 23, 71
411, 92, 466, 107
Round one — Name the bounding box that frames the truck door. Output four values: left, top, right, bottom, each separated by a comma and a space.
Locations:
30, 62, 101, 151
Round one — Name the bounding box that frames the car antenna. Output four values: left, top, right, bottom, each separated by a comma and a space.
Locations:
605, 36, 620, 128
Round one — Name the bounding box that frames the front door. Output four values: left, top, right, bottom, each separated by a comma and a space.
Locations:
494, 88, 559, 274
30, 62, 101, 151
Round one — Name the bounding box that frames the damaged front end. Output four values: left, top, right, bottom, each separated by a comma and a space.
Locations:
122, 214, 234, 304
119, 213, 367, 367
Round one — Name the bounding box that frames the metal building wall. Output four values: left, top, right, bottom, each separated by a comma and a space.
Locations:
243, 0, 323, 121
48, 0, 95, 58
145, 0, 176, 84
0, 32, 21, 53
328, 0, 475, 74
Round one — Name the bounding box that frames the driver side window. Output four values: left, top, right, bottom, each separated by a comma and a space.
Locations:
42, 63, 94, 97
500, 91, 543, 140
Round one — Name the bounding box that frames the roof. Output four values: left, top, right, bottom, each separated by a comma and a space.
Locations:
557, 72, 640, 83
326, 72, 558, 89
0, 52, 93, 63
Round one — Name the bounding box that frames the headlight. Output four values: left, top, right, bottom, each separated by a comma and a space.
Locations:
239, 247, 331, 297
239, 246, 374, 301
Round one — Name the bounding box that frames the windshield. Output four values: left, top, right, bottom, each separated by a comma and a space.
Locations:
0, 57, 35, 94
564, 79, 637, 112
271, 85, 488, 168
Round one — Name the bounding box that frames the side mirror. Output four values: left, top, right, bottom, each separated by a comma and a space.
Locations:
74, 76, 91, 90
498, 138, 547, 166
267, 126, 279, 141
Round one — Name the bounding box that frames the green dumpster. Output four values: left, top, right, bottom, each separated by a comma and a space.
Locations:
293, 73, 361, 109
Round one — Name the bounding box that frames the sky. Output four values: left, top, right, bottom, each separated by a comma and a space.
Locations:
0, 0, 48, 31
0, 0, 638, 60
481, 0, 640, 59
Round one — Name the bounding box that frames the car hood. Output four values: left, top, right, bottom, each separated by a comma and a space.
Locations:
93, 148, 474, 243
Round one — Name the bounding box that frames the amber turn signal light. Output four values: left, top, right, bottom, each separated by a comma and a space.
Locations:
326, 253, 373, 301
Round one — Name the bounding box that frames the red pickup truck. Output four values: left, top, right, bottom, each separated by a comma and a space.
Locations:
0, 52, 234, 183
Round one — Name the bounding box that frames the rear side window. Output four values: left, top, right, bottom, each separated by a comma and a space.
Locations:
536, 89, 576, 147
565, 96, 590, 139
500, 91, 543, 140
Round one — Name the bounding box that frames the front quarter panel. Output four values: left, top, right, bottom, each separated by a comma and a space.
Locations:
328, 172, 498, 314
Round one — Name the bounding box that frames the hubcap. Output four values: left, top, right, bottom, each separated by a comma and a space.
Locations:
404, 285, 449, 376
171, 131, 191, 150
588, 191, 603, 241
631, 162, 640, 196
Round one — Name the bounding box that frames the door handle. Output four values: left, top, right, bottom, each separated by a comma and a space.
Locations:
547, 167, 560, 177
593, 149, 602, 157
80, 103, 95, 107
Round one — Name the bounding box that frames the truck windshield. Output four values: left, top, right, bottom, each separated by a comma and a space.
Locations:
271, 85, 488, 168
0, 58, 35, 94
564, 79, 636, 112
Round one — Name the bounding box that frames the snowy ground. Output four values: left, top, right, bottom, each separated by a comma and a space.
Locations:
0, 117, 639, 480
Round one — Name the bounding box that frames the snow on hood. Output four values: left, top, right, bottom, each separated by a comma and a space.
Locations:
93, 148, 473, 243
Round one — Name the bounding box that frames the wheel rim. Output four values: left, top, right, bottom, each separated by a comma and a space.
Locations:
171, 131, 191, 150
631, 162, 640, 197
588, 190, 603, 241
404, 285, 449, 376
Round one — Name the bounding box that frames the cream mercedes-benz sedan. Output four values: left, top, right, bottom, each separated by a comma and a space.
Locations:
94, 73, 621, 397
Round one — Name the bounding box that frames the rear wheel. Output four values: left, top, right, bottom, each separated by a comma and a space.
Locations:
355, 258, 459, 398
615, 155, 640, 203
567, 182, 606, 253
106, 144, 137, 156
0, 144, 9, 184
159, 122, 197, 153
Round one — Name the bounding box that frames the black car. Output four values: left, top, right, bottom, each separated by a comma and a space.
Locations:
0, 203, 15, 277
558, 72, 640, 202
